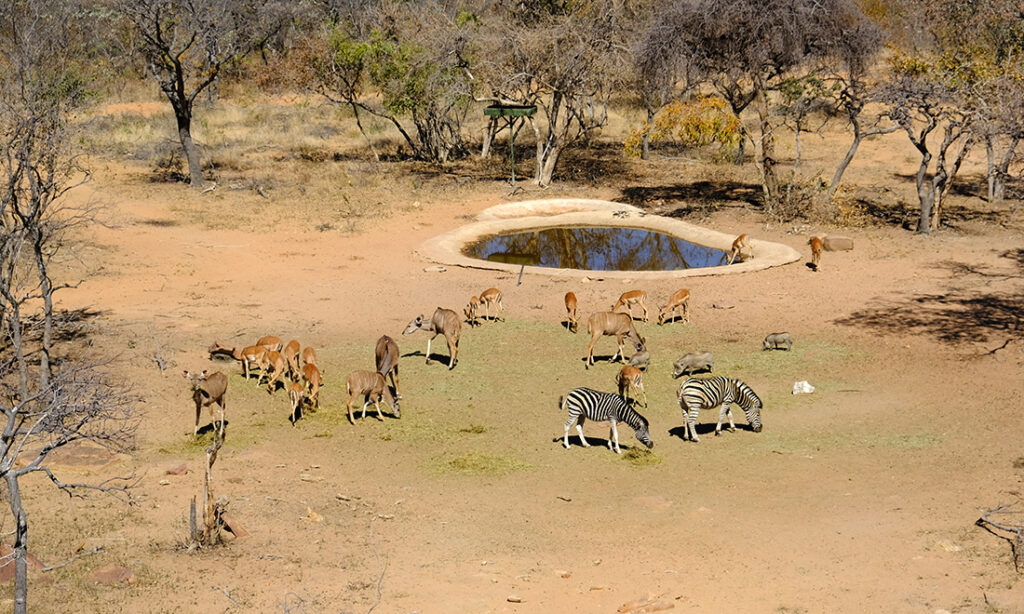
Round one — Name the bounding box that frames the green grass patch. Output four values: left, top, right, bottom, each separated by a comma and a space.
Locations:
622, 447, 663, 466
426, 451, 531, 476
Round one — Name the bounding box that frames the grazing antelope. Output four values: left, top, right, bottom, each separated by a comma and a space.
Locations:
345, 370, 401, 424
261, 350, 287, 393
282, 340, 301, 379
301, 346, 318, 371
256, 335, 283, 352
207, 341, 266, 381
727, 233, 751, 265
584, 311, 645, 368
809, 236, 823, 271
616, 365, 648, 407
403, 307, 461, 369
464, 296, 481, 326
611, 290, 649, 322
301, 363, 322, 410
564, 291, 578, 333
657, 288, 691, 325
479, 287, 504, 321
183, 370, 227, 437
375, 335, 400, 398
287, 380, 307, 425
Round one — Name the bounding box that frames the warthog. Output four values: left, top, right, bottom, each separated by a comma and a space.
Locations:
763, 332, 793, 351
672, 351, 714, 378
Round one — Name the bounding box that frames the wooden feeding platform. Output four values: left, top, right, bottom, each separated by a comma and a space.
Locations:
483, 104, 537, 188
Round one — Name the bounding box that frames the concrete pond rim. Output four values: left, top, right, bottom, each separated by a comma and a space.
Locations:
415, 198, 804, 280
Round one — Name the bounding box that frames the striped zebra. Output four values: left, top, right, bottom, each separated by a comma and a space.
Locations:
560, 387, 654, 454
676, 376, 763, 442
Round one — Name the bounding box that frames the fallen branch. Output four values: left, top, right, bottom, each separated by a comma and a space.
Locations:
985, 338, 1015, 356
42, 545, 103, 572
977, 502, 1024, 572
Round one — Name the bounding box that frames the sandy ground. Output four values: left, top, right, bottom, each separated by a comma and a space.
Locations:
6, 115, 1024, 614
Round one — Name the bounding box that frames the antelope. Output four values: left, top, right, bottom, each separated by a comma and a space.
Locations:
657, 288, 691, 325
183, 370, 227, 437
809, 236, 823, 271
479, 287, 504, 321
584, 311, 645, 368
287, 380, 307, 425
301, 363, 322, 409
403, 307, 461, 369
345, 370, 401, 424
564, 291, 578, 333
464, 296, 481, 326
375, 334, 400, 398
256, 335, 283, 352
282, 340, 301, 379
207, 341, 266, 381
611, 290, 649, 322
616, 365, 648, 407
261, 350, 287, 393
727, 233, 751, 265
301, 346, 318, 371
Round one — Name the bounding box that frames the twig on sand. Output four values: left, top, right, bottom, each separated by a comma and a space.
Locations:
976, 502, 1024, 572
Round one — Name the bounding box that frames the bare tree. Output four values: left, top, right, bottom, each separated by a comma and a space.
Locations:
647, 0, 873, 210
822, 13, 893, 197
0, 3, 137, 612
118, 0, 290, 187
473, 1, 632, 186
880, 64, 973, 234
629, 4, 695, 160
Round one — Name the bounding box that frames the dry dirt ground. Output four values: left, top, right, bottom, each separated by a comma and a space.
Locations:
5, 98, 1024, 613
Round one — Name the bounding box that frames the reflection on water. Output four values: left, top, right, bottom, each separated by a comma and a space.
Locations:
463, 226, 729, 271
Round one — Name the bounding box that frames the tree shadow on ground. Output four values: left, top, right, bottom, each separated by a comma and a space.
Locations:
617, 181, 763, 214
835, 251, 1023, 346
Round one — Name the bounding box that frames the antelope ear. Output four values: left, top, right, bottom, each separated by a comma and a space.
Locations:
201, 370, 209, 377
182, 370, 189, 378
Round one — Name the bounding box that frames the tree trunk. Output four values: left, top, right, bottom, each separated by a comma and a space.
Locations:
174, 105, 205, 188
641, 106, 654, 160
351, 102, 380, 162
536, 143, 562, 187
915, 151, 933, 235
829, 125, 864, 198
7, 474, 28, 614
31, 232, 52, 392
756, 93, 779, 207
481, 118, 497, 159
933, 135, 973, 231
986, 135, 997, 202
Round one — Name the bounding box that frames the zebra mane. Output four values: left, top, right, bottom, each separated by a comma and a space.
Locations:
733, 378, 762, 409
618, 399, 648, 429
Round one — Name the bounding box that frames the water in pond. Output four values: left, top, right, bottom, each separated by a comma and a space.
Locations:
463, 226, 729, 271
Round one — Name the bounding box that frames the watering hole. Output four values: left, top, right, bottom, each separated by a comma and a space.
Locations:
462, 226, 730, 272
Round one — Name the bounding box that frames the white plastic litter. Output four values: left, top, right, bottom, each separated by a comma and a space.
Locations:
792, 380, 815, 395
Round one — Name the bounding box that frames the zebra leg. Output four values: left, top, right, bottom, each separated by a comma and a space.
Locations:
609, 421, 621, 453
726, 407, 736, 432
689, 409, 701, 443
563, 419, 573, 449
715, 403, 728, 436
576, 417, 591, 447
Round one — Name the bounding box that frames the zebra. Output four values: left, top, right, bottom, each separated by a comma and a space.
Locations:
676, 376, 763, 442
560, 387, 654, 454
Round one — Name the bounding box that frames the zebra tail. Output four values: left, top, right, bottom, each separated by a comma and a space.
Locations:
558, 395, 565, 411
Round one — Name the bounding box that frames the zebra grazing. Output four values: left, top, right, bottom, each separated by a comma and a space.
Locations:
560, 387, 654, 454
676, 376, 763, 442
